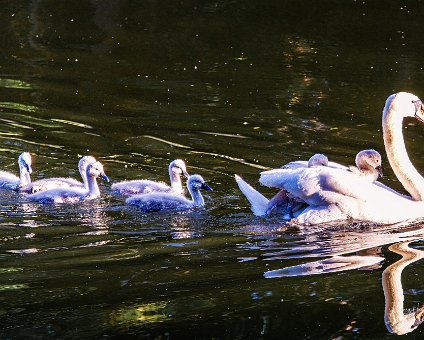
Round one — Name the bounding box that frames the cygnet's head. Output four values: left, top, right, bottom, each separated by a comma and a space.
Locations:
18, 152, 32, 174
170, 159, 189, 178
78, 155, 97, 174
307, 153, 328, 168
355, 149, 383, 178
385, 92, 424, 122
187, 174, 212, 191
86, 161, 109, 182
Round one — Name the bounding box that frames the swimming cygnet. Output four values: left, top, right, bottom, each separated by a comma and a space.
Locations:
27, 161, 109, 204
126, 174, 212, 212
31, 155, 97, 193
349, 149, 383, 182
0, 152, 32, 191
111, 159, 189, 195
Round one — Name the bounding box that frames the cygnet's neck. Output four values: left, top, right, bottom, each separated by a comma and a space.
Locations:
19, 165, 31, 187
86, 175, 100, 197
80, 168, 89, 189
188, 186, 204, 207
169, 170, 183, 193
349, 165, 377, 181
383, 103, 424, 200
360, 168, 379, 182
356, 162, 379, 182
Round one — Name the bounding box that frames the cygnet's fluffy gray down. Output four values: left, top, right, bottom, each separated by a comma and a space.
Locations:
27, 161, 109, 204
31, 155, 97, 192
348, 149, 383, 182
126, 174, 212, 212
112, 159, 189, 195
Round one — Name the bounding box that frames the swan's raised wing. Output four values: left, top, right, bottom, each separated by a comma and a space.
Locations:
259, 166, 407, 207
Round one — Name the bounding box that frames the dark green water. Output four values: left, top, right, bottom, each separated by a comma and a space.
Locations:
1, 1, 424, 338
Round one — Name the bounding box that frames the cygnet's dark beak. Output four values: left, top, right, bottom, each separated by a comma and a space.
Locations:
182, 169, 189, 179
376, 165, 383, 178
100, 173, 110, 182
201, 182, 213, 191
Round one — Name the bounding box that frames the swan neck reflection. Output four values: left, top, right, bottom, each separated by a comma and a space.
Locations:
382, 241, 424, 335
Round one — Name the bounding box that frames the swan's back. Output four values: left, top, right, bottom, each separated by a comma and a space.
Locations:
112, 179, 170, 195
31, 177, 83, 193
27, 186, 88, 204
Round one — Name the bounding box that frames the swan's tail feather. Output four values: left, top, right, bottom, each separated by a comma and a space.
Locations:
235, 174, 269, 216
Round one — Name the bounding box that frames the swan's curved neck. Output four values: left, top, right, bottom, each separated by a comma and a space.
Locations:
86, 175, 100, 197
382, 242, 424, 335
188, 187, 204, 207
383, 104, 424, 200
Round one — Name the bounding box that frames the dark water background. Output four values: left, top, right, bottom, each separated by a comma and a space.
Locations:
1, 1, 424, 338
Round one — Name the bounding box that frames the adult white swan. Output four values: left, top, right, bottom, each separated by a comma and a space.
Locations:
257, 92, 424, 225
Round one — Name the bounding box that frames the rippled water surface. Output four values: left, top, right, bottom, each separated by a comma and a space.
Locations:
2, 1, 424, 339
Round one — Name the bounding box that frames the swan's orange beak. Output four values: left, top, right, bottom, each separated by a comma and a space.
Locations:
413, 99, 424, 123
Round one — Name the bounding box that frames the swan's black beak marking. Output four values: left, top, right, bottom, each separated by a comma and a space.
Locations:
376, 165, 383, 178
201, 182, 213, 191
413, 99, 424, 123
101, 174, 110, 182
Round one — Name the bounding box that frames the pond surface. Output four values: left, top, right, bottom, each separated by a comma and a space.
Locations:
1, 1, 424, 338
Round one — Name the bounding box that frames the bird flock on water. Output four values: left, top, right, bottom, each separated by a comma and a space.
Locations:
2, 92, 424, 226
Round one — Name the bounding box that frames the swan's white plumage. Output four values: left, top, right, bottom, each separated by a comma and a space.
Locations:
236, 153, 332, 217
112, 159, 189, 195
235, 174, 269, 216
0, 152, 32, 191
259, 92, 424, 225
27, 161, 109, 204
126, 174, 212, 212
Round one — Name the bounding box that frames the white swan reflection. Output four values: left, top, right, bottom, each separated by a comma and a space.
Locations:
259, 225, 424, 335
382, 241, 424, 335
